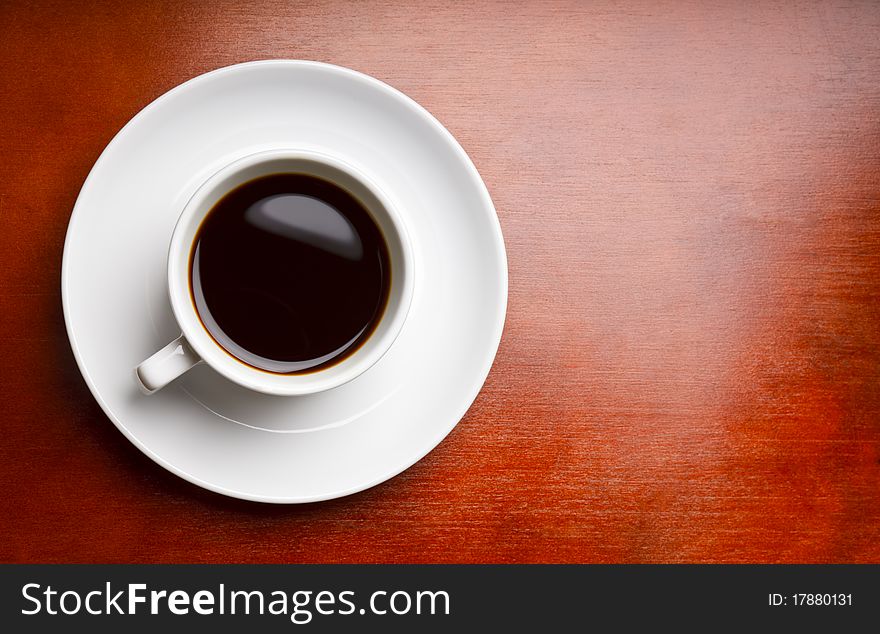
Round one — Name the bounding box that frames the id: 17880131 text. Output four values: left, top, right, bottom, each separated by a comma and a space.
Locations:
768, 593, 852, 607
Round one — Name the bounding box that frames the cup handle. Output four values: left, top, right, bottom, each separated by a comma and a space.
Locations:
135, 335, 202, 394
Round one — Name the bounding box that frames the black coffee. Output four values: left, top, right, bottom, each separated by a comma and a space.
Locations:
190, 173, 390, 374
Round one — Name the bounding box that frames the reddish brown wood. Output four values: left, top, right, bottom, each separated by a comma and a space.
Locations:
1, 0, 879, 563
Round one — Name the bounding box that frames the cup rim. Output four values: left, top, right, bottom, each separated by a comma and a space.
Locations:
166, 147, 414, 396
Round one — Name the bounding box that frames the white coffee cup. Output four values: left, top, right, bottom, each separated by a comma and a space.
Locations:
136, 148, 414, 396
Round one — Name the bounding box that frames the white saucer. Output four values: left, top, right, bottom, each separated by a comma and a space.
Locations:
62, 61, 507, 503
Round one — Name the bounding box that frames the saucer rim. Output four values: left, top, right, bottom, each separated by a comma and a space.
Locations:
61, 60, 508, 503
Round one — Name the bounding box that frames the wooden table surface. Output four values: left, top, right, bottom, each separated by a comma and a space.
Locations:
1, 0, 878, 563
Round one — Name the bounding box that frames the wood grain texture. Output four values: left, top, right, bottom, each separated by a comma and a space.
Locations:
1, 0, 878, 563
